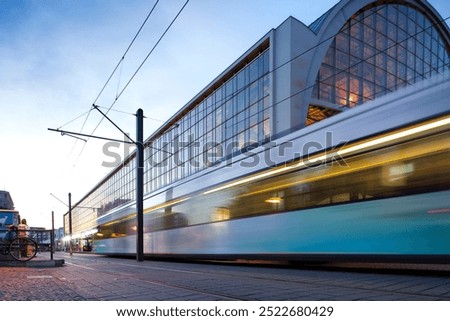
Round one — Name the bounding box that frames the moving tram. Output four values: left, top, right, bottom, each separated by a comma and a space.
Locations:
94, 77, 450, 263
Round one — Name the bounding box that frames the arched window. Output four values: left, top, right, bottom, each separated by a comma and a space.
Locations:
308, 3, 450, 125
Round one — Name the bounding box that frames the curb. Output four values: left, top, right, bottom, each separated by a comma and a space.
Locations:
0, 259, 65, 268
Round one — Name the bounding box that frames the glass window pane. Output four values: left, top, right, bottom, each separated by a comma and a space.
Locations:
313, 2, 449, 114
249, 60, 259, 83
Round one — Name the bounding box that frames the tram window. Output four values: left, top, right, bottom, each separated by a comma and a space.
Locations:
203, 132, 449, 222
381, 162, 414, 186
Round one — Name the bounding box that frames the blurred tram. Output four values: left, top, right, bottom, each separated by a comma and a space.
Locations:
94, 74, 450, 263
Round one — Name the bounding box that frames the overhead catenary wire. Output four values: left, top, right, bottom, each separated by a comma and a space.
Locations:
70, 0, 190, 165
94, 105, 165, 122
58, 0, 184, 168
72, 0, 160, 138
58, 0, 161, 172
82, 0, 381, 150
56, 110, 91, 130
92, 0, 161, 107
61, 3, 448, 168
103, 8, 450, 166
59, 0, 375, 150
90, 0, 191, 130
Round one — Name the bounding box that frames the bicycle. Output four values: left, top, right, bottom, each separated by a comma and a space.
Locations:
0, 226, 37, 262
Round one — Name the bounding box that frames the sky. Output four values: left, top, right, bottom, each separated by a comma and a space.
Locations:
0, 0, 449, 229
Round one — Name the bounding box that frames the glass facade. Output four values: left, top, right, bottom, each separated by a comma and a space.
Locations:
66, 158, 136, 235
310, 3, 450, 124
67, 49, 271, 234
143, 49, 271, 194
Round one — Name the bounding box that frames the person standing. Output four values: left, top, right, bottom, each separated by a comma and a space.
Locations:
17, 218, 30, 257
17, 218, 29, 237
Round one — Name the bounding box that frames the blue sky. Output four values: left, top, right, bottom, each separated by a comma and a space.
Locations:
0, 0, 449, 229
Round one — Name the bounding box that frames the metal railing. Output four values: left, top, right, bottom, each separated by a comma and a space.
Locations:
0, 227, 64, 261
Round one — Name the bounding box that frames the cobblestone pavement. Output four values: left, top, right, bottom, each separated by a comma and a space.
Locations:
0, 267, 85, 300
1, 252, 450, 301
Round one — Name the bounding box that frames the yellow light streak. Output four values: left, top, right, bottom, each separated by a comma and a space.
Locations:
203, 115, 450, 196
338, 116, 450, 156
265, 197, 282, 204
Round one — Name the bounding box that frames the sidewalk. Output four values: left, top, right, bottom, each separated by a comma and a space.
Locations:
0, 252, 83, 300
0, 250, 64, 267
2, 252, 450, 301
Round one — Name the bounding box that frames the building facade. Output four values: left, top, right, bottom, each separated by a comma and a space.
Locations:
0, 190, 14, 210
65, 0, 450, 242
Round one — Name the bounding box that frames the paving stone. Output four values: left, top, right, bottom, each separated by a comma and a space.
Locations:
1, 253, 450, 301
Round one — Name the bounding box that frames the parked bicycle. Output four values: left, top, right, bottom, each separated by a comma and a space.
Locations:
0, 225, 37, 261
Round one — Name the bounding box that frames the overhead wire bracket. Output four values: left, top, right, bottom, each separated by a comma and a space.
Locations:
48, 128, 134, 144
92, 104, 136, 144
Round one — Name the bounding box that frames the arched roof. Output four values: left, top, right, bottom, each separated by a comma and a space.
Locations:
304, 0, 450, 91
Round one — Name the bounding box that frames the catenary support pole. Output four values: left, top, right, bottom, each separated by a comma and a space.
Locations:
51, 211, 55, 260
136, 108, 144, 262
68, 192, 73, 256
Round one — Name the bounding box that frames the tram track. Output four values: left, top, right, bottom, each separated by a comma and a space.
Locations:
60, 254, 450, 301
63, 255, 247, 300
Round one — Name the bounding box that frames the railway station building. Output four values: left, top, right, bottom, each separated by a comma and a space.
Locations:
64, 0, 450, 253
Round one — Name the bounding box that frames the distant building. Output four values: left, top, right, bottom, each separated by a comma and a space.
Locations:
0, 209, 19, 241
54, 227, 65, 251
0, 190, 14, 210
